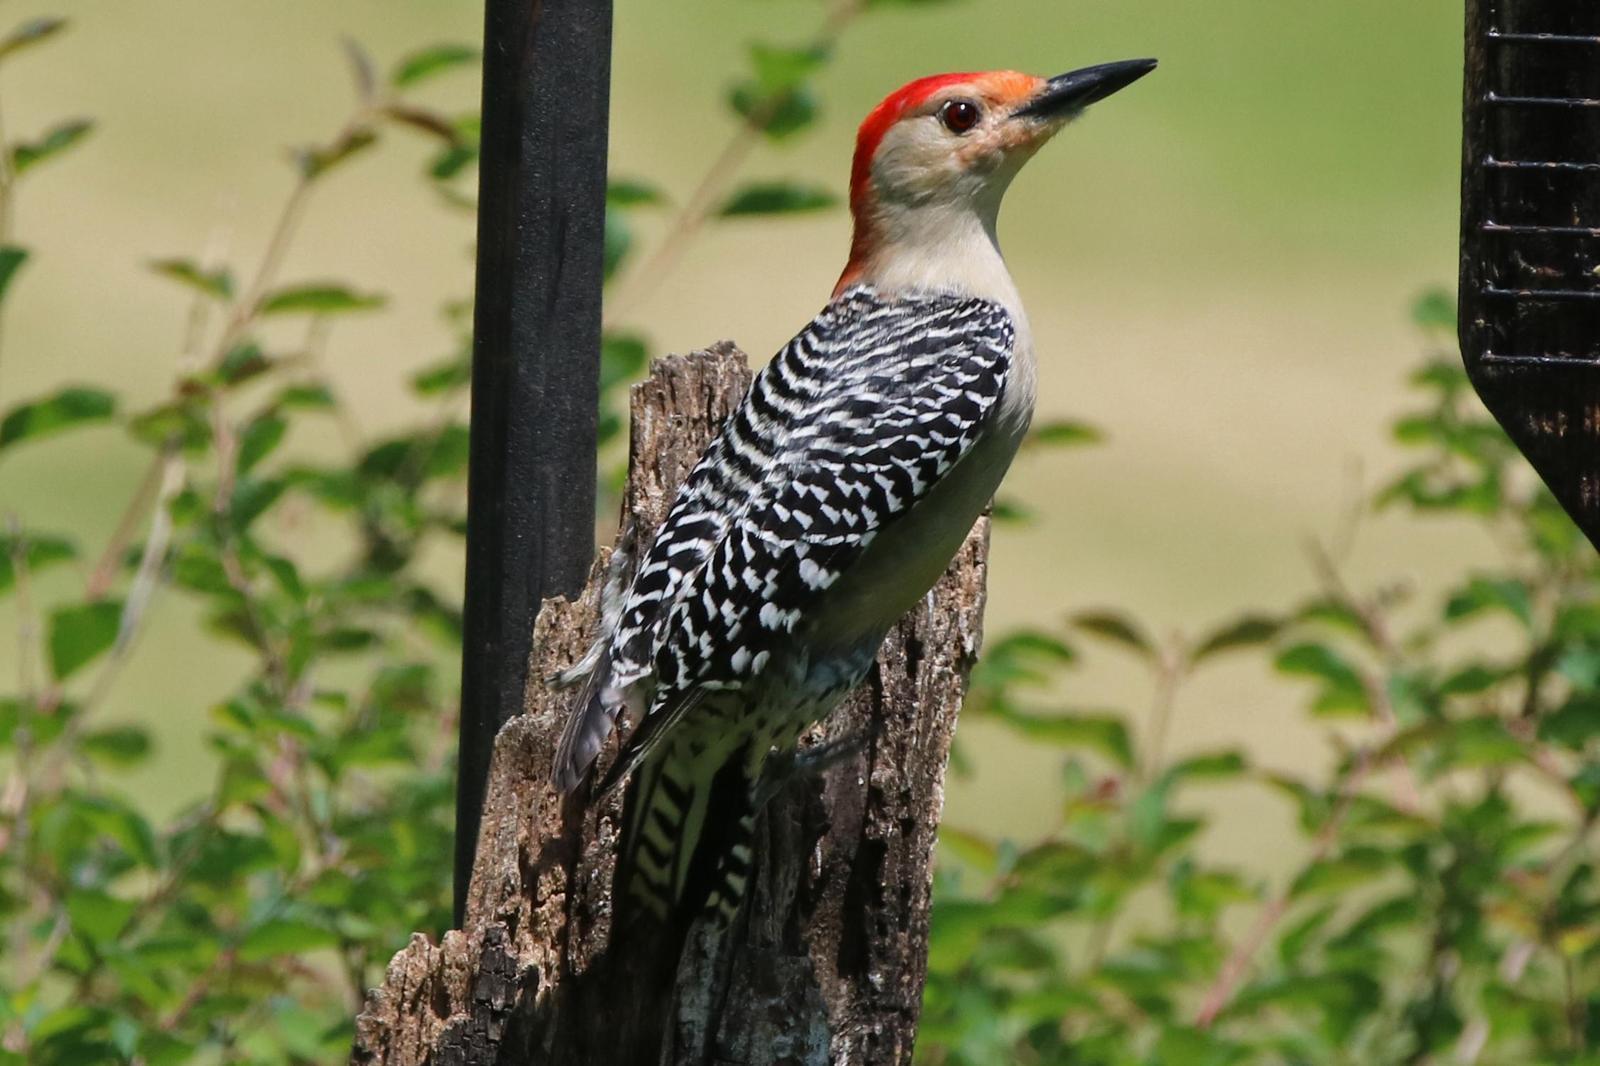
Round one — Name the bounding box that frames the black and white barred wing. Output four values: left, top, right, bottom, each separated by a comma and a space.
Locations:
548, 427, 749, 793
552, 290, 1014, 792
627, 294, 1015, 755
550, 362, 800, 793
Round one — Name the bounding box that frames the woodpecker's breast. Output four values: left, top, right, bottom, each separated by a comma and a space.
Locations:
803, 299, 1035, 650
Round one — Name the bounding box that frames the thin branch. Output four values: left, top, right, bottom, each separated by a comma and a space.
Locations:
161, 947, 239, 1033
1304, 534, 1425, 816
1194, 749, 1374, 1028
1141, 636, 1184, 783
604, 0, 866, 322
83, 450, 168, 601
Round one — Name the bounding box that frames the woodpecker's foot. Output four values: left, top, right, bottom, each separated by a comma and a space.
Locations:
756, 731, 868, 805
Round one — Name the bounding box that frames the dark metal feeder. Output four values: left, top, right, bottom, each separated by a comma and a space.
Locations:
1460, 0, 1600, 549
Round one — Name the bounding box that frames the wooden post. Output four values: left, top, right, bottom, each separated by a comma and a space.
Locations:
456, 0, 614, 923
352, 346, 989, 1065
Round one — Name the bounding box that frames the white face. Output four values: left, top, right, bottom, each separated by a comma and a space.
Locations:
869, 80, 1061, 214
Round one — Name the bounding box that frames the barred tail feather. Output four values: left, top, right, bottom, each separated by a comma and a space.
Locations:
615, 732, 760, 931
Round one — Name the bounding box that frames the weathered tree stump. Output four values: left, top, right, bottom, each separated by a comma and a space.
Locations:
351, 343, 990, 1065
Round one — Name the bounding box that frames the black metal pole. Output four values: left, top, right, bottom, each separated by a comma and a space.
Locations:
456, 0, 612, 924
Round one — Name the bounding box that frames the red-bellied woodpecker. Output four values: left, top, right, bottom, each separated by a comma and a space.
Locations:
554, 59, 1157, 930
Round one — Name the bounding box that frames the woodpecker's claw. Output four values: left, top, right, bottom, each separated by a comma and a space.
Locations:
756, 731, 869, 806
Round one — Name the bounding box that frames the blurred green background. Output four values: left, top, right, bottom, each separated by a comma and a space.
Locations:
0, 0, 1468, 864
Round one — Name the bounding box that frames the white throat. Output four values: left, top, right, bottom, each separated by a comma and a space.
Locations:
850, 193, 1038, 445
855, 198, 1024, 317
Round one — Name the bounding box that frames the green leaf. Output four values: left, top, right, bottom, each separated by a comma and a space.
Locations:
81, 726, 152, 767
1419, 715, 1526, 768
1071, 610, 1155, 659
188, 829, 276, 886
0, 244, 27, 306
78, 794, 158, 868
728, 81, 818, 140
749, 41, 829, 94
278, 383, 336, 410
429, 141, 478, 182
259, 283, 386, 315
229, 475, 285, 529
604, 207, 632, 281
1411, 287, 1455, 331
1164, 750, 1248, 784
607, 178, 665, 208
1297, 597, 1366, 636
148, 258, 233, 301
998, 708, 1134, 768
238, 918, 338, 962
49, 601, 122, 680
128, 399, 209, 451
1444, 576, 1532, 627
970, 628, 1075, 692
1439, 662, 1502, 697
1276, 903, 1337, 964
1541, 693, 1600, 749
1025, 419, 1103, 449
0, 531, 75, 594
1290, 849, 1391, 899
0, 17, 66, 64
391, 43, 479, 87
1573, 764, 1600, 811
718, 181, 836, 217
1191, 614, 1281, 663
237, 414, 287, 473
601, 332, 648, 391
1274, 642, 1369, 716
412, 357, 470, 396
1171, 861, 1256, 921
0, 386, 116, 451
214, 341, 272, 385
65, 888, 137, 944
990, 495, 1031, 523
11, 118, 92, 176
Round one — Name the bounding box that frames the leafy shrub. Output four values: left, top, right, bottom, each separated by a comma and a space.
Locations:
921, 297, 1600, 1064
0, 27, 483, 1066
0, 7, 936, 1061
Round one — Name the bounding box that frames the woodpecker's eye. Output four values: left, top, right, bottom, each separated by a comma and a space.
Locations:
939, 100, 981, 134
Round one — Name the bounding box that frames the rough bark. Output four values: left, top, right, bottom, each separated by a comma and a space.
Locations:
351, 343, 990, 1066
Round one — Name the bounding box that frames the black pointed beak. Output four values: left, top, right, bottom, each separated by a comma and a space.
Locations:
1013, 58, 1158, 120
